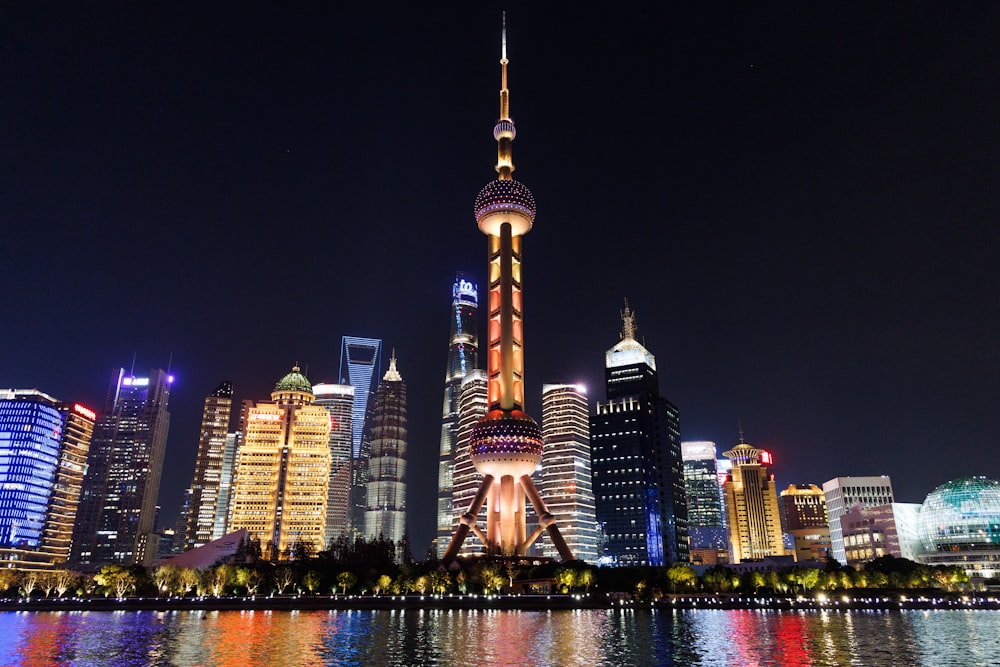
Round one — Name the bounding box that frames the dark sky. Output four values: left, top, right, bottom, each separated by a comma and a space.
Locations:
3, 4, 999, 556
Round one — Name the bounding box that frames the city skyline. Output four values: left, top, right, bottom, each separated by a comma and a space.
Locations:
4, 5, 999, 556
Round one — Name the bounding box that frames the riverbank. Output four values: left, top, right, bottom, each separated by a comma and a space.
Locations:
3, 592, 999, 613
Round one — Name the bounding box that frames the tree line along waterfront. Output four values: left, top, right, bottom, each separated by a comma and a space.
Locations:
0, 537, 984, 611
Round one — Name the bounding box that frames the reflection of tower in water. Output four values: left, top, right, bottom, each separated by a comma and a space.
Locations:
444, 15, 573, 561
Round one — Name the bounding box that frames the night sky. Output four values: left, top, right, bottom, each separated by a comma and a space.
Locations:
4, 4, 999, 556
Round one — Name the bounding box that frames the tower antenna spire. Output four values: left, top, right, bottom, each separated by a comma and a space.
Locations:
495, 11, 515, 179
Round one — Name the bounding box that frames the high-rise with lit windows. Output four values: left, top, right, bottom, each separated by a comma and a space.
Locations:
436, 274, 480, 557
228, 365, 331, 559
722, 437, 786, 563
313, 383, 354, 546
365, 353, 407, 543
184, 381, 234, 550
0, 390, 95, 569
778, 483, 830, 562
682, 441, 728, 561
449, 370, 489, 556
822, 475, 894, 564
540, 384, 599, 563
71, 368, 172, 566
590, 304, 688, 566
340, 336, 381, 534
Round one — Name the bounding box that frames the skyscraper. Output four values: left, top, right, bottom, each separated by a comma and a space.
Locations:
340, 336, 381, 535
0, 390, 95, 568
213, 432, 240, 541
590, 304, 688, 566
449, 369, 489, 556
313, 382, 355, 546
540, 384, 599, 563
682, 441, 728, 561
72, 368, 172, 566
722, 437, 786, 563
228, 365, 331, 559
822, 475, 894, 564
365, 353, 408, 543
779, 483, 831, 562
184, 381, 234, 550
444, 18, 573, 561
436, 274, 480, 557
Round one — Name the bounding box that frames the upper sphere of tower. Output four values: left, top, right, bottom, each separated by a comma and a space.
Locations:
274, 364, 313, 394
493, 119, 516, 141
475, 179, 536, 236
469, 409, 543, 478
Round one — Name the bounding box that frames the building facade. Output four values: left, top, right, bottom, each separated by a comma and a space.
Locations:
184, 381, 234, 550
228, 365, 331, 559
822, 475, 894, 564
722, 440, 786, 563
682, 441, 728, 562
0, 390, 95, 568
778, 483, 831, 562
590, 304, 688, 566
364, 354, 407, 543
313, 383, 355, 547
540, 384, 599, 563
72, 368, 172, 566
435, 274, 480, 557
449, 370, 489, 556
340, 336, 381, 535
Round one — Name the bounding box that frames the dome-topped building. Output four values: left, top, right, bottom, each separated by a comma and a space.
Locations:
272, 363, 315, 406
916, 476, 1000, 580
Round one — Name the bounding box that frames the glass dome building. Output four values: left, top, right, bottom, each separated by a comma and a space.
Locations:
917, 477, 1000, 579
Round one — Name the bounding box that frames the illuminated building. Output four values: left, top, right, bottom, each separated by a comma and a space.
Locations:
0, 390, 95, 568
778, 483, 831, 562
228, 365, 331, 559
682, 441, 728, 563
340, 336, 382, 534
71, 368, 172, 566
722, 437, 786, 563
312, 383, 354, 546
436, 274, 480, 557
213, 432, 240, 540
364, 353, 407, 542
444, 19, 573, 561
449, 370, 489, 556
540, 384, 599, 563
822, 475, 894, 564
590, 304, 688, 566
184, 381, 234, 550
915, 477, 1000, 579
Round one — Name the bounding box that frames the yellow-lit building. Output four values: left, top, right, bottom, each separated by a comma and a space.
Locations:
228, 365, 331, 559
723, 439, 787, 563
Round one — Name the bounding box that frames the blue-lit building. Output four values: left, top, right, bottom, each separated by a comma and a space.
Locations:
340, 336, 382, 535
71, 368, 172, 566
0, 389, 95, 569
915, 477, 1000, 581
589, 303, 688, 566
436, 273, 480, 557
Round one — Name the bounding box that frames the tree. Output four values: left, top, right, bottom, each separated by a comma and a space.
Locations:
0, 569, 18, 595
154, 565, 178, 595
414, 575, 429, 595
336, 571, 358, 595
554, 566, 576, 593
375, 574, 392, 596
94, 564, 133, 599
177, 568, 199, 595
666, 563, 697, 592
302, 571, 321, 595
211, 565, 231, 597
428, 570, 451, 595
234, 566, 262, 596
578, 568, 595, 593
39, 571, 58, 598
54, 570, 77, 598
275, 566, 296, 594
20, 571, 40, 599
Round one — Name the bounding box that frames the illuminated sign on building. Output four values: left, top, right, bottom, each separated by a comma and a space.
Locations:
453, 278, 478, 305
73, 404, 97, 421
122, 377, 150, 387
251, 412, 282, 422
760, 450, 773, 465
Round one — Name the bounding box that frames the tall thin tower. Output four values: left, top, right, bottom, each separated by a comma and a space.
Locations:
436, 274, 480, 557
185, 380, 234, 550
445, 16, 573, 561
365, 352, 408, 543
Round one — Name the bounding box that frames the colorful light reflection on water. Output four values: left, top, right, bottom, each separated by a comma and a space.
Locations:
1, 608, 998, 666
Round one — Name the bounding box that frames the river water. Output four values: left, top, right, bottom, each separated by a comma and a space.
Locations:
1, 608, 998, 666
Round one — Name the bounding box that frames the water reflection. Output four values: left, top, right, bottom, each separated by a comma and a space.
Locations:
0, 607, 997, 666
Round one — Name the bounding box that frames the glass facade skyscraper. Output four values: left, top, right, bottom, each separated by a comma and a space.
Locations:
313, 383, 355, 547
682, 441, 728, 555
540, 384, 599, 563
185, 381, 234, 550
365, 354, 407, 543
436, 274, 480, 557
590, 304, 688, 566
449, 369, 488, 556
340, 336, 381, 535
71, 368, 172, 566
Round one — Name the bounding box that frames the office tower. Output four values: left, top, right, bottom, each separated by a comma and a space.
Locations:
436, 274, 480, 557
590, 304, 689, 566
228, 365, 331, 559
540, 384, 599, 563
682, 441, 728, 563
449, 370, 489, 556
184, 381, 234, 550
72, 368, 172, 566
445, 21, 573, 561
212, 432, 240, 540
364, 353, 408, 543
340, 336, 382, 534
779, 483, 831, 562
722, 437, 786, 563
313, 383, 355, 546
822, 475, 894, 564
0, 390, 95, 568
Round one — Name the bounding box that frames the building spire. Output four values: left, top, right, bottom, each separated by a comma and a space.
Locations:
494, 11, 516, 180
621, 298, 636, 340
384, 349, 402, 381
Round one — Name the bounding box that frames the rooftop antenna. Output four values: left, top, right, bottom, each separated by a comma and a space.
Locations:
738, 419, 746, 443
129, 352, 136, 377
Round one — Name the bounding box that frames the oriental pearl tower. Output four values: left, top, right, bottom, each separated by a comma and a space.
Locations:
444, 16, 574, 562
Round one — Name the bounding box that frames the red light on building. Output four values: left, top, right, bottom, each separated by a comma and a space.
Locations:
73, 403, 97, 421
760, 450, 773, 465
